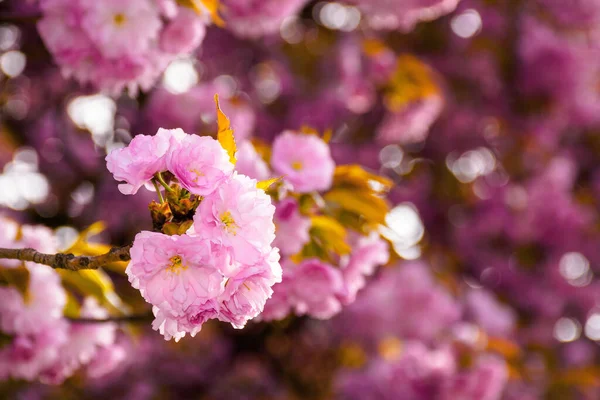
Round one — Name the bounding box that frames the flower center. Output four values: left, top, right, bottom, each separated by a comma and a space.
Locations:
291, 161, 303, 171
113, 13, 127, 26
190, 168, 204, 183
166, 255, 187, 275
220, 211, 238, 235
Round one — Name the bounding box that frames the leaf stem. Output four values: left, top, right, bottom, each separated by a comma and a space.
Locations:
155, 172, 174, 193
152, 179, 165, 203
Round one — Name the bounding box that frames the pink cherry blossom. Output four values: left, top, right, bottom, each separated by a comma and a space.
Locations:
160, 8, 206, 54
289, 259, 346, 319
0, 263, 66, 335
106, 128, 185, 195
166, 134, 234, 196
272, 198, 311, 256
20, 225, 59, 254
258, 277, 294, 321
271, 131, 335, 193
86, 343, 127, 379
235, 141, 271, 181
349, 0, 461, 32
37, 0, 209, 94
127, 231, 227, 315
0, 322, 68, 383
218, 248, 282, 329
151, 300, 220, 342
339, 231, 390, 304
192, 173, 276, 263
377, 95, 444, 144
46, 298, 118, 383
81, 0, 162, 58
220, 0, 310, 38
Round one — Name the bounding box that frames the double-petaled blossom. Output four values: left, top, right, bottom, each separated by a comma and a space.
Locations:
348, 0, 461, 32
0, 322, 69, 383
219, 0, 310, 39
272, 198, 311, 256
271, 131, 335, 193
192, 173, 275, 262
235, 141, 271, 181
339, 231, 390, 304
0, 264, 66, 336
261, 259, 346, 321
127, 232, 226, 315
106, 128, 185, 195
218, 248, 282, 328
81, 0, 162, 59
128, 225, 281, 340
167, 135, 234, 196
37, 0, 209, 94
42, 298, 119, 384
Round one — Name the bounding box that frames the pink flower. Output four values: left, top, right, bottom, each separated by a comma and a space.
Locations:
166, 134, 234, 196
377, 95, 444, 144
271, 131, 335, 193
20, 225, 58, 254
466, 290, 516, 337
50, 298, 118, 382
151, 301, 219, 342
289, 259, 345, 319
349, 0, 461, 32
160, 8, 206, 54
218, 248, 282, 328
37, 0, 208, 94
235, 141, 271, 181
273, 198, 311, 256
340, 231, 389, 304
127, 231, 227, 315
106, 128, 185, 195
441, 356, 508, 400
86, 343, 127, 379
0, 322, 68, 382
258, 277, 294, 321
192, 173, 276, 263
220, 0, 310, 38
81, 0, 162, 58
0, 263, 66, 335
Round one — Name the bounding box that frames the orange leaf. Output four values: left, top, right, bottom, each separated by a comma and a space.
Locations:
214, 94, 237, 165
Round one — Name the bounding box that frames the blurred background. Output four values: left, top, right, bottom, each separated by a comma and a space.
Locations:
2, 0, 600, 398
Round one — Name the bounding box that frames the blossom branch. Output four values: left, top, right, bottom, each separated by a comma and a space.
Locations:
66, 312, 153, 324
0, 245, 132, 271
0, 12, 43, 23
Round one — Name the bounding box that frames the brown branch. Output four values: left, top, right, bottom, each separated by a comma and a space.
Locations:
66, 313, 153, 324
0, 245, 132, 271
0, 13, 43, 23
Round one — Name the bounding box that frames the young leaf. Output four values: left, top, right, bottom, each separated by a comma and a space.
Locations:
0, 264, 30, 302
214, 94, 237, 165
257, 177, 282, 191
310, 215, 351, 256
58, 269, 127, 314
177, 0, 225, 26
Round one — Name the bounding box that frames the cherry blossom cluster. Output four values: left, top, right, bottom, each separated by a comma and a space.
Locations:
0, 218, 122, 383
107, 128, 281, 341
235, 131, 391, 321
37, 0, 209, 94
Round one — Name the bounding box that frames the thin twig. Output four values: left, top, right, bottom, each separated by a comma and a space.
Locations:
0, 245, 132, 271
66, 313, 153, 324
